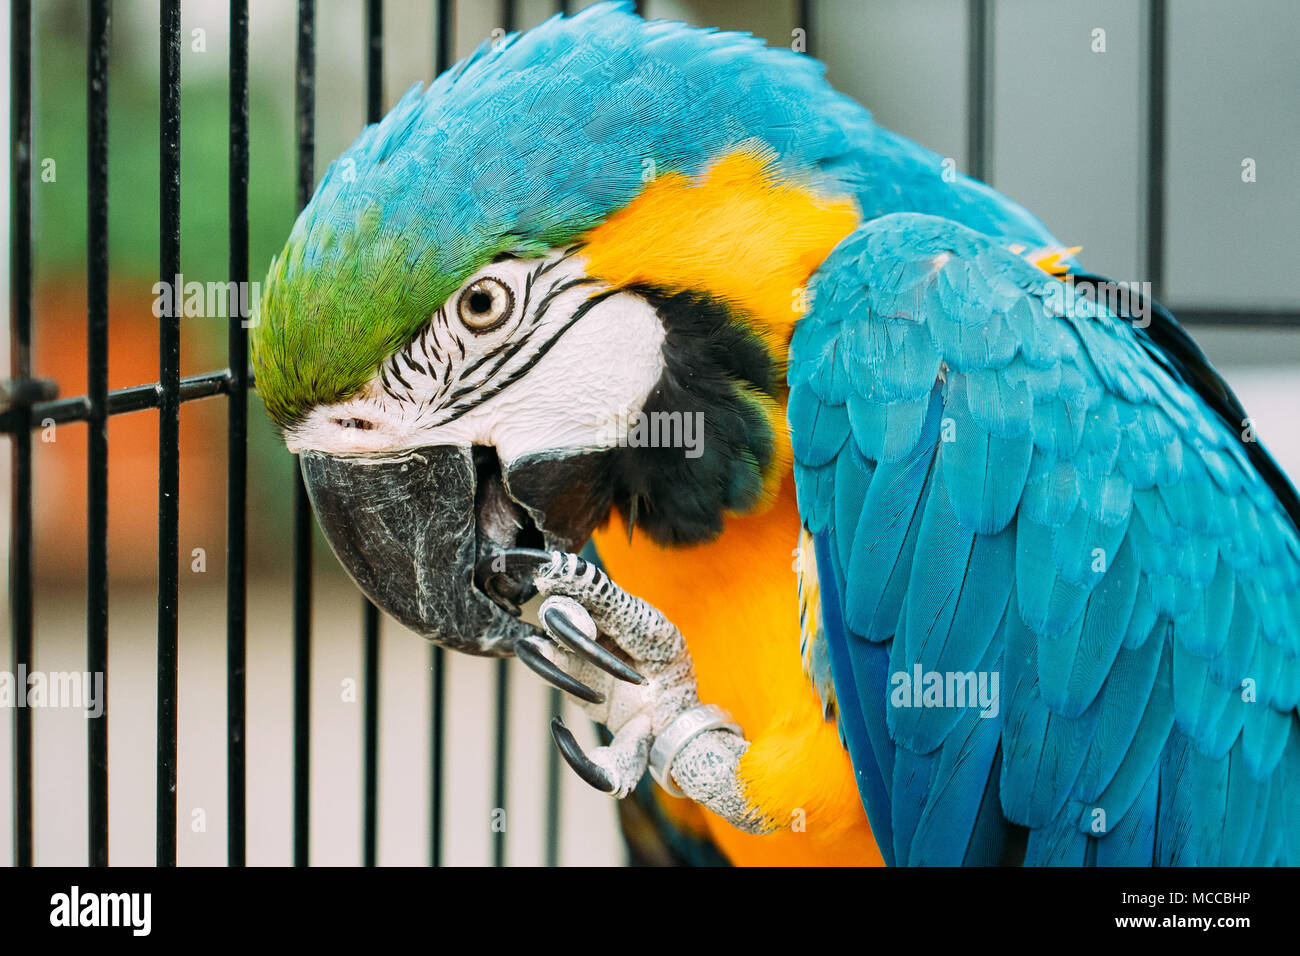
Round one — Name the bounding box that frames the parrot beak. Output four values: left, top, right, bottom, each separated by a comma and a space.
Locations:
298, 444, 615, 656
300, 444, 534, 656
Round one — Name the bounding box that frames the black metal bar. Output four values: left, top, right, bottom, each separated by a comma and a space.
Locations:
360, 0, 385, 870
967, 0, 992, 183
1171, 308, 1300, 328
156, 0, 181, 869
361, 602, 380, 866
428, 0, 453, 872
544, 688, 562, 867
227, 0, 250, 868
434, 0, 453, 76
429, 639, 444, 866
492, 0, 516, 871
292, 0, 317, 868
291, 480, 312, 866
8, 0, 33, 869
1144, 0, 1167, 297
0, 370, 237, 432
798, 0, 813, 58
492, 658, 509, 868
86, 0, 111, 869
366, 0, 384, 121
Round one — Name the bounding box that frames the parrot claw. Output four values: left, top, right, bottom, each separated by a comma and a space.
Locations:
514, 552, 776, 829
542, 602, 646, 685
515, 635, 605, 704
504, 552, 779, 825
549, 716, 615, 793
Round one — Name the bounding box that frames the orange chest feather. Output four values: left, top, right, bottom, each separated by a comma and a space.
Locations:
592, 474, 884, 867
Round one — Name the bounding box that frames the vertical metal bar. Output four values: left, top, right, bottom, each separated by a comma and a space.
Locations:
433, 0, 452, 76
156, 0, 182, 869
86, 0, 112, 869
1143, 0, 1167, 297
492, 657, 509, 868
227, 0, 250, 868
544, 688, 561, 867
797, 0, 813, 57
292, 0, 316, 868
428, 0, 452, 870
429, 640, 444, 866
491, 0, 515, 870
366, 0, 384, 121
966, 0, 992, 183
291, 480, 312, 867
8, 0, 33, 869
361, 604, 379, 866
360, 0, 384, 870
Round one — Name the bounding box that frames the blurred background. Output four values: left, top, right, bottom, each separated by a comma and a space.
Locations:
1, 0, 1297, 865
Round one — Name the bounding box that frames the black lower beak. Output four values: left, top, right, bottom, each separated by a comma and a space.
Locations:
300, 444, 537, 656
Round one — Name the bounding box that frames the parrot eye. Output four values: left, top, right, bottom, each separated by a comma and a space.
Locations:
457, 277, 514, 333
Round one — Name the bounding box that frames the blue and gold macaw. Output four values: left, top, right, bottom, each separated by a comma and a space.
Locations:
250, 3, 1300, 866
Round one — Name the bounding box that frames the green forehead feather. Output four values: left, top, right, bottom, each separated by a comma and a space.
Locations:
252, 202, 508, 428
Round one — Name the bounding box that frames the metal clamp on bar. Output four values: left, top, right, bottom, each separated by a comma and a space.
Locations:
0, 377, 58, 415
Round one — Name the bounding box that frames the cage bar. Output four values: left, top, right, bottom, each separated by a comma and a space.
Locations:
86, 0, 112, 869
429, 642, 445, 866
1144, 0, 1167, 297
490, 0, 519, 870
544, 688, 562, 867
0, 371, 235, 433
8, 0, 34, 869
967, 0, 992, 183
428, 0, 453, 870
492, 656, 509, 867
359, 0, 385, 870
156, 0, 182, 868
227, 0, 251, 868
292, 0, 317, 868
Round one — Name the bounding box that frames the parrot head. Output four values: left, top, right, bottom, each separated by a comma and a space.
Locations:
250, 2, 861, 655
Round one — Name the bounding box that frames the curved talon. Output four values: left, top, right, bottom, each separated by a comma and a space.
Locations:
550, 716, 614, 793
515, 637, 605, 704
543, 606, 646, 685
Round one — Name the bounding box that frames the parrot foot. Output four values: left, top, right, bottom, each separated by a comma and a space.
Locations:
516, 551, 777, 835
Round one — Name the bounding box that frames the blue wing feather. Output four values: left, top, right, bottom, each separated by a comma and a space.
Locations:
788, 212, 1300, 865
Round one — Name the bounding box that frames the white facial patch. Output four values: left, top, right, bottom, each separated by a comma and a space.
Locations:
285, 248, 668, 467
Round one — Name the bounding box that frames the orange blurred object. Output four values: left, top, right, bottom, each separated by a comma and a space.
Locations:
31, 278, 228, 584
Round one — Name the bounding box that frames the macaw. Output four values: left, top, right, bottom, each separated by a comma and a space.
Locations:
250, 2, 1300, 866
